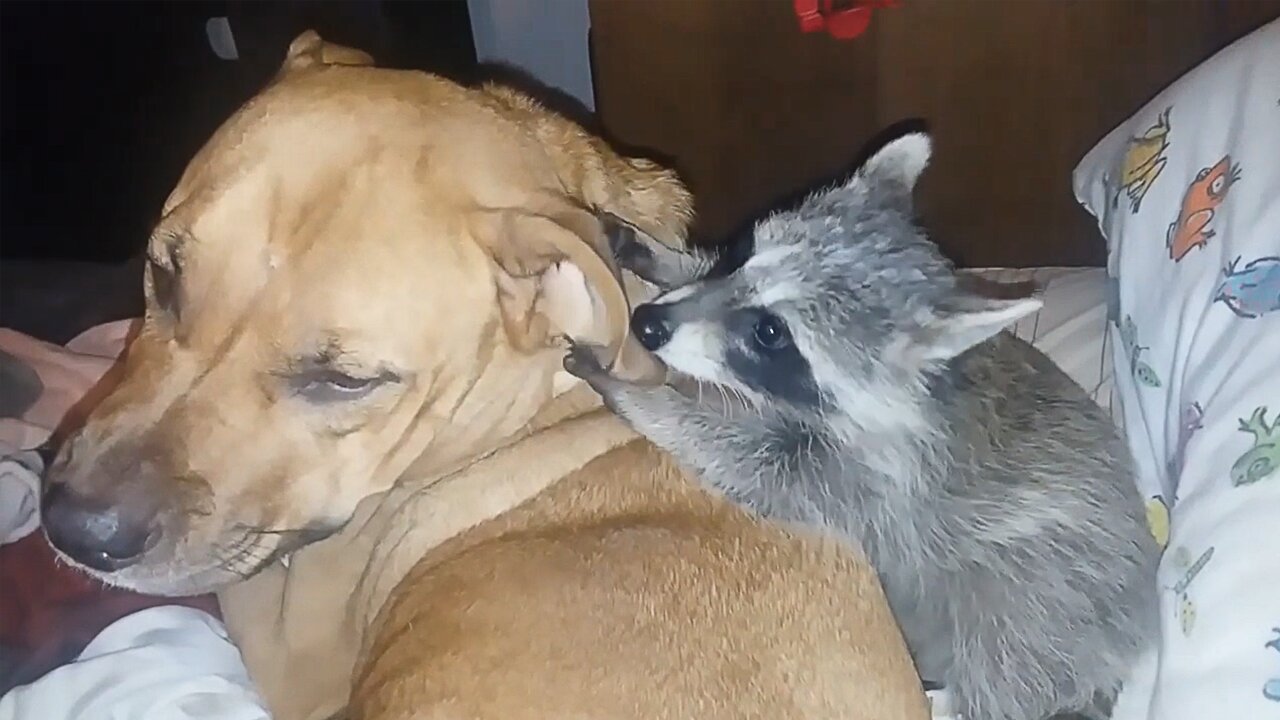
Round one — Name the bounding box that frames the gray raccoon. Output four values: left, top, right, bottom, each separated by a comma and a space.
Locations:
568, 134, 1160, 720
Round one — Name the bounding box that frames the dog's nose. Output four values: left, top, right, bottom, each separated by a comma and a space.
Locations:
631, 303, 673, 351
42, 483, 154, 571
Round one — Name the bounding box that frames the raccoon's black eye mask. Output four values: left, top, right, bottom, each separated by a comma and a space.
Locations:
726, 308, 820, 407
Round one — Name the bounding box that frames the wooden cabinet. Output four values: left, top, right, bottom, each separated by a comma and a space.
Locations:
590, 0, 1280, 267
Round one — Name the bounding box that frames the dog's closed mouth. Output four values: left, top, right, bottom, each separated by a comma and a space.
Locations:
219, 523, 342, 575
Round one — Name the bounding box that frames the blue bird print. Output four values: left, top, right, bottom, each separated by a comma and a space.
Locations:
1215, 255, 1280, 319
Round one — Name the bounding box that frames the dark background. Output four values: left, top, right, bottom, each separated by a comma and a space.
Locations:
590, 0, 1280, 268
4, 1, 1277, 341
1, 0, 478, 263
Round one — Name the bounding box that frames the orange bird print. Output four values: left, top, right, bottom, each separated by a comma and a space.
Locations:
1167, 155, 1241, 262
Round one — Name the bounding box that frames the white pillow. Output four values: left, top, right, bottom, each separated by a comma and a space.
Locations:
1072, 19, 1280, 720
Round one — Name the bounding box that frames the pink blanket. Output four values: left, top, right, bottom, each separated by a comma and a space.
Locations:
0, 320, 135, 455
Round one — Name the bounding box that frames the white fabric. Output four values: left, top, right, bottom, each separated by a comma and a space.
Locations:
0, 606, 271, 720
0, 451, 42, 545
925, 687, 960, 720
1072, 18, 1280, 720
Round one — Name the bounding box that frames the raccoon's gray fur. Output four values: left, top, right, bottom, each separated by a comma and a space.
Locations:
567, 134, 1160, 720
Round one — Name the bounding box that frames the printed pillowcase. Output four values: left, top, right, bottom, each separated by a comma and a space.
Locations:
1072, 19, 1280, 720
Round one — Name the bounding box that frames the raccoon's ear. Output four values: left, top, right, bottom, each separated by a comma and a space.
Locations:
848, 133, 932, 209
915, 294, 1042, 361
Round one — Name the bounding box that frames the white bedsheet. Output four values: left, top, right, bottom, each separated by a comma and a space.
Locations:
0, 606, 270, 720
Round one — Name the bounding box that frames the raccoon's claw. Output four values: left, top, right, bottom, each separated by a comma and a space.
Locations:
563, 341, 630, 413
562, 341, 611, 382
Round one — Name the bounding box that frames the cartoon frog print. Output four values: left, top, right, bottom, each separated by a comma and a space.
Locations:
1167, 155, 1242, 262
1232, 406, 1280, 486
1119, 315, 1162, 388
1112, 107, 1172, 214
1265, 628, 1280, 703
1165, 545, 1214, 636
1215, 255, 1280, 319
1146, 495, 1170, 550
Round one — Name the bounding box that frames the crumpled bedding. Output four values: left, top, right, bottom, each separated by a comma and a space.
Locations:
0, 605, 268, 720
0, 321, 133, 457
0, 321, 222, 699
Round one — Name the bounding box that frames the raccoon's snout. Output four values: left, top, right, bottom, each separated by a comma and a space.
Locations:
631, 303, 673, 351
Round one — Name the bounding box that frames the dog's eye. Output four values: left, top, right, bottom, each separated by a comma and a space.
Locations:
752, 314, 792, 351
290, 369, 387, 404
148, 257, 180, 321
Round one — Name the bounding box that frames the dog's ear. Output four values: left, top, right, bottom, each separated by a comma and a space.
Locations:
472, 195, 667, 384
477, 85, 693, 251
278, 30, 374, 75
587, 155, 692, 252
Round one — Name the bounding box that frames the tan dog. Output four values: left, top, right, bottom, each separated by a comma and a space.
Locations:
42, 32, 929, 720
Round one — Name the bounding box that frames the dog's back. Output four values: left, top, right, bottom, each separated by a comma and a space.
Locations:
353, 438, 931, 720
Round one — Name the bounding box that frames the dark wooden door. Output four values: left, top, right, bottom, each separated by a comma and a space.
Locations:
590, 0, 1280, 267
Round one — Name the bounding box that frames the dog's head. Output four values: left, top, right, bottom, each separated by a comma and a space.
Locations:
41, 32, 689, 595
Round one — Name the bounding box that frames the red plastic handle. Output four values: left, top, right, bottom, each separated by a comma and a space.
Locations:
794, 0, 899, 40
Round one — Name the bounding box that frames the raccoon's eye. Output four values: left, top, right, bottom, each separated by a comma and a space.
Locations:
752, 314, 792, 351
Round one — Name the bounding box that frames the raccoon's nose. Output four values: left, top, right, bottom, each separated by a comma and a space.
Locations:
631, 303, 672, 351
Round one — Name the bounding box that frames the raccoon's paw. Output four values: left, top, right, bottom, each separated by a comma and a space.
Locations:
563, 341, 630, 412
608, 226, 654, 273
563, 341, 613, 382
602, 214, 657, 277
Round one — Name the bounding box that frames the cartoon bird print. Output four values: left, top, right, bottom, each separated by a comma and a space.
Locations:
1118, 315, 1162, 388
1167, 155, 1242, 261
1165, 545, 1214, 636
1232, 406, 1280, 487
1112, 107, 1172, 214
1215, 255, 1280, 318
1265, 628, 1280, 703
